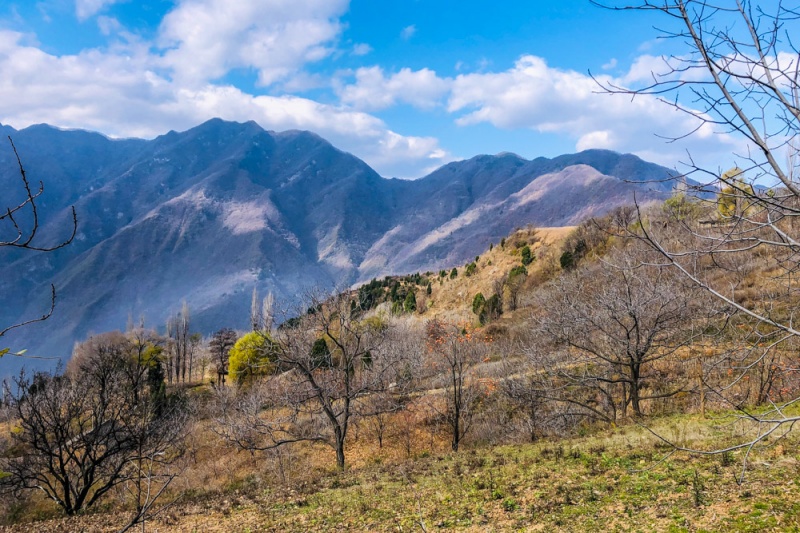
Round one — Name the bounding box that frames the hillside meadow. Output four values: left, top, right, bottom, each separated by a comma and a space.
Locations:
3, 409, 800, 532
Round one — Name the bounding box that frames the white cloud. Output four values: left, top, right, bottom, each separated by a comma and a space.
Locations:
446, 54, 741, 168
576, 130, 614, 151
157, 0, 348, 87
400, 25, 416, 40
37, 4, 52, 23
352, 43, 372, 56
172, 87, 450, 177
337, 66, 451, 111
0, 29, 449, 178
0, 0, 754, 183
277, 71, 327, 92
621, 54, 675, 85
96, 15, 122, 36
621, 53, 711, 85
601, 58, 617, 70
75, 0, 122, 21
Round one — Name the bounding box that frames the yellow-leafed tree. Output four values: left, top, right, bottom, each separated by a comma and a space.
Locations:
228, 331, 277, 384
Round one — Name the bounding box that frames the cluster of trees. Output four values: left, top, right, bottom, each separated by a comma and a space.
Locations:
214, 292, 416, 469
209, 292, 501, 470
519, 235, 712, 423
471, 291, 502, 325
164, 303, 203, 385
9, 166, 800, 523
425, 320, 489, 451
354, 274, 430, 316
1, 329, 189, 530
591, 0, 800, 453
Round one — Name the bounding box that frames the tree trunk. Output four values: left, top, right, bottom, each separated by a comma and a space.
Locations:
335, 438, 346, 470
188, 347, 194, 383
451, 401, 460, 452
628, 361, 643, 417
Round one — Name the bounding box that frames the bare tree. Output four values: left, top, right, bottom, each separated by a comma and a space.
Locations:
250, 287, 260, 331
534, 245, 708, 420
362, 321, 424, 448
596, 1, 800, 456
425, 319, 489, 451
178, 302, 190, 383
498, 360, 547, 442
209, 328, 237, 387
194, 338, 211, 383
188, 332, 202, 382
492, 272, 507, 307
262, 291, 275, 332
164, 319, 174, 384
1, 137, 77, 357
1, 334, 188, 518
164, 303, 191, 384
504, 266, 527, 312
250, 287, 275, 333
67, 329, 166, 406
361, 393, 403, 448
215, 292, 404, 470
116, 397, 189, 533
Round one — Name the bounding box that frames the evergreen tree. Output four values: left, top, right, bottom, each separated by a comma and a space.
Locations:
521, 245, 533, 266
147, 358, 167, 416
310, 337, 332, 368
472, 293, 486, 315
560, 250, 575, 270
404, 291, 417, 313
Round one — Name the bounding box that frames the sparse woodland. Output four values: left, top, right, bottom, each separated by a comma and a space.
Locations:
5, 1, 800, 530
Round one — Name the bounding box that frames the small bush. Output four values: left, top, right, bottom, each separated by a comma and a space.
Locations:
472, 293, 486, 315
502, 498, 519, 512
521, 245, 533, 266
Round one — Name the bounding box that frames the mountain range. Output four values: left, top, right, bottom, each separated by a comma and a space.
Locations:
0, 118, 677, 372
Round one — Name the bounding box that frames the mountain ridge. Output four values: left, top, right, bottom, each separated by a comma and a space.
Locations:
0, 118, 678, 372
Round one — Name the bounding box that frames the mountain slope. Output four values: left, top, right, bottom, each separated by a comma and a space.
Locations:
0, 119, 677, 371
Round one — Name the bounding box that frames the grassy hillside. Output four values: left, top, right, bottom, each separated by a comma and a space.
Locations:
352, 225, 572, 328
5, 410, 799, 532
421, 226, 573, 323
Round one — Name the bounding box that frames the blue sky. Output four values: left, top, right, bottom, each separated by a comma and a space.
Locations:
0, 0, 740, 177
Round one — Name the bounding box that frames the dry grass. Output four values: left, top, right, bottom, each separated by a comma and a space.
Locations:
411, 226, 573, 325
6, 409, 800, 532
